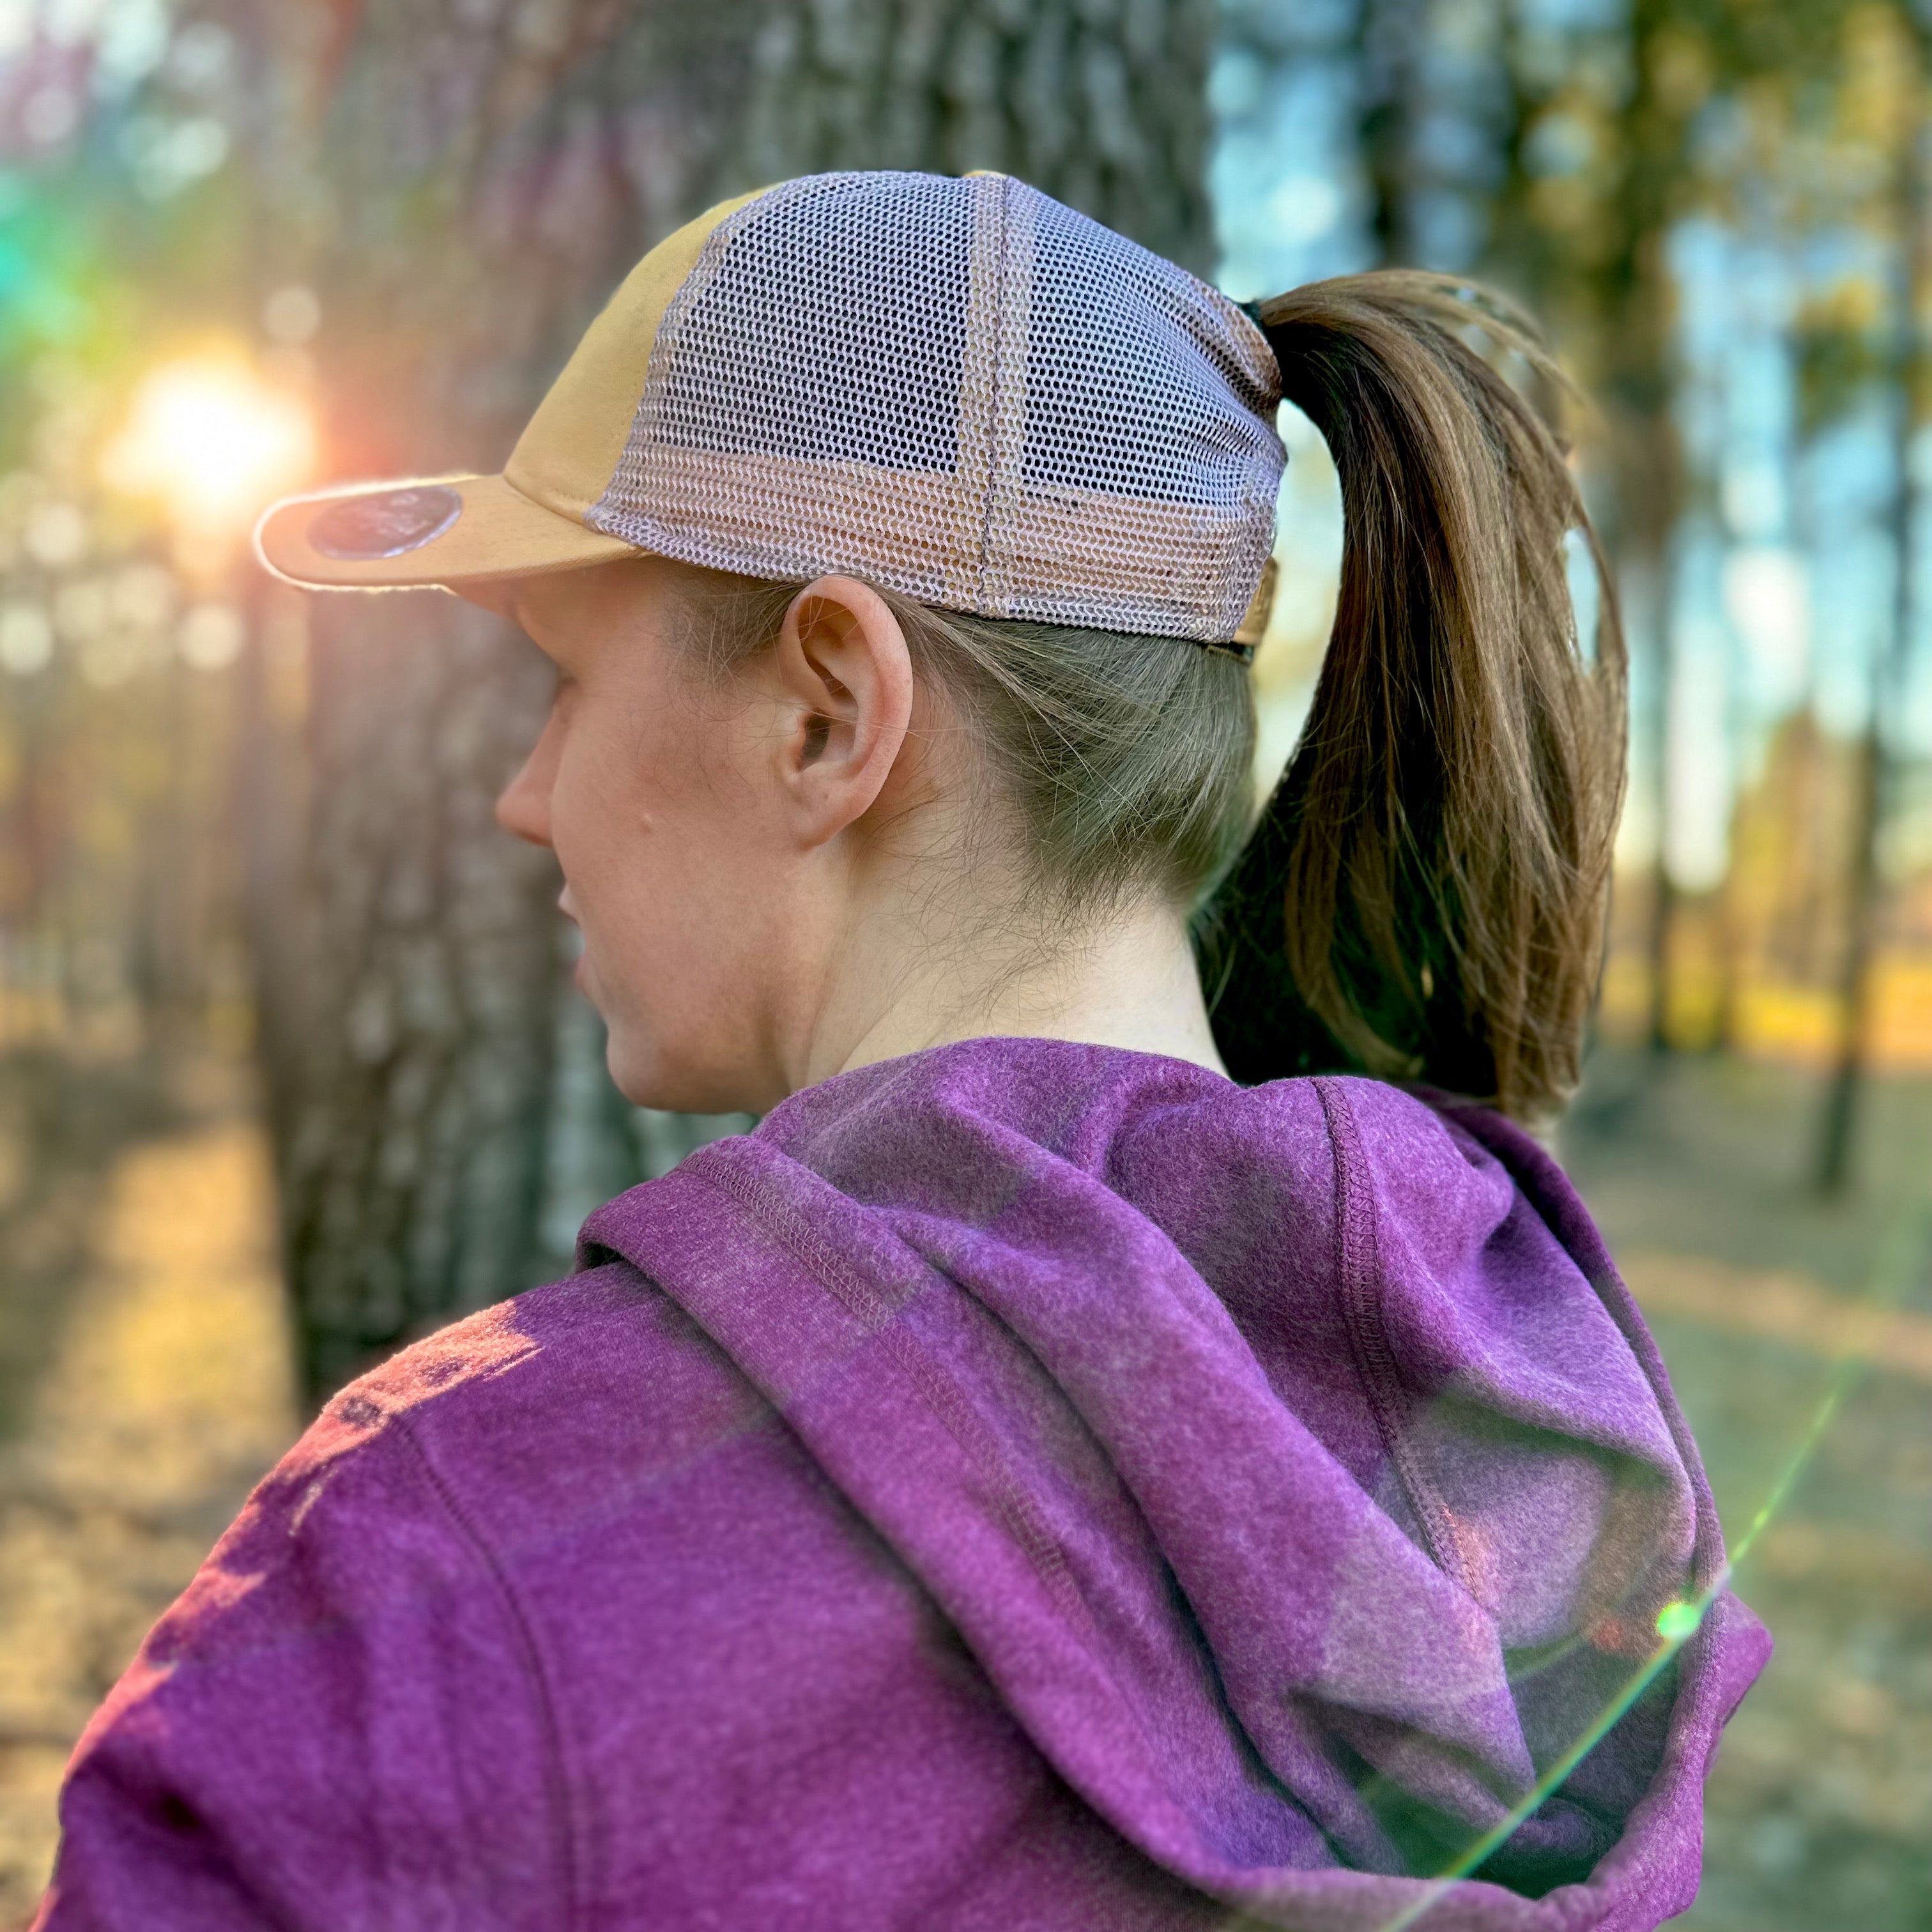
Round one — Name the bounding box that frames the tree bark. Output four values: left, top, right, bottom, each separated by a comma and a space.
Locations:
1356, 0, 1425, 270
1816, 61, 1931, 1195
235, 0, 1216, 1406
1600, 2, 1694, 1061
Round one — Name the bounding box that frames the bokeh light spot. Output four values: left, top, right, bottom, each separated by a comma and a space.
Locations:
0, 603, 55, 676
177, 602, 244, 671
263, 286, 321, 346
24, 502, 88, 568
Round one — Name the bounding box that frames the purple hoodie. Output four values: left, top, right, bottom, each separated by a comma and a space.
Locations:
38, 1039, 1768, 1931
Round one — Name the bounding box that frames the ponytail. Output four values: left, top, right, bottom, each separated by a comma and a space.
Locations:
1204, 273, 1627, 1123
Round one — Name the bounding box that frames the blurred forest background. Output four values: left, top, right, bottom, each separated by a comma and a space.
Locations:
3, 0, 1931, 1926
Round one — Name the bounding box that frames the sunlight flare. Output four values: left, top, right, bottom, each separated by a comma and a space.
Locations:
101, 356, 315, 533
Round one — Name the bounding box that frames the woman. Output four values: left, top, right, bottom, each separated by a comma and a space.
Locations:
39, 171, 1767, 1931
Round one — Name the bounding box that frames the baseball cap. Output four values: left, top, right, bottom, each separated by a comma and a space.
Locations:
256, 171, 1286, 648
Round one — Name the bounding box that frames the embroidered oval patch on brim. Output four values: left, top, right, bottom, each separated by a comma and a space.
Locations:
309, 485, 463, 560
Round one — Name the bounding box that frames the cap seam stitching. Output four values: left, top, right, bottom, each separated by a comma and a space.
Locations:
974, 173, 1015, 607
589, 181, 794, 538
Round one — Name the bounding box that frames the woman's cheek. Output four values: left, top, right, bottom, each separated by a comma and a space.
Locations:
548, 747, 626, 900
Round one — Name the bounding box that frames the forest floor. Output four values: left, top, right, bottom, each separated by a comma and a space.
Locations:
1560, 1046, 1932, 1932
0, 1034, 1927, 1928
0, 1043, 295, 1928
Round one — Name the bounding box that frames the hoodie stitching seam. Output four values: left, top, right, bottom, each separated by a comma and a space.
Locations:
1428, 1096, 1728, 1599
388, 1412, 582, 1929
1317, 1077, 1474, 1598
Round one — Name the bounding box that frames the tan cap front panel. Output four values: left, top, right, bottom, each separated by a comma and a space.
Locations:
503, 185, 773, 524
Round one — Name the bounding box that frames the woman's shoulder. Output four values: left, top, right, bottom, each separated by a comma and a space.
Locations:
263, 1257, 775, 1560
313, 1257, 735, 1433
77, 1255, 781, 1710
43, 1257, 893, 1928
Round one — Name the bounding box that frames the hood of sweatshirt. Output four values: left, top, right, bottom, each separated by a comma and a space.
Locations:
579, 1037, 1768, 1931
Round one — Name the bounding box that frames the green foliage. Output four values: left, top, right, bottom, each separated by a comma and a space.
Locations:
1795, 279, 1892, 434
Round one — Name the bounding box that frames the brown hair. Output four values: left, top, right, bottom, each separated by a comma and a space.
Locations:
680, 270, 1625, 1124
1207, 273, 1626, 1121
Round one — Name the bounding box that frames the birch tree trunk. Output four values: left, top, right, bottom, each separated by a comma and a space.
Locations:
238, 0, 1216, 1406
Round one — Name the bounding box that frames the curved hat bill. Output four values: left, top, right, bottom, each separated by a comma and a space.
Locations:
255, 471, 638, 592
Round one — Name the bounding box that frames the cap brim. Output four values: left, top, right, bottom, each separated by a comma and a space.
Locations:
255, 471, 639, 590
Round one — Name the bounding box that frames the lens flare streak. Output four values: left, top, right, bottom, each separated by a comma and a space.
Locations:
1365, 1201, 1932, 1932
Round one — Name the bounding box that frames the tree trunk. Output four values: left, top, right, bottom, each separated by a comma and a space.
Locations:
1816, 70, 1931, 1195
1604, 4, 1694, 1061
236, 0, 1216, 1407
1356, 0, 1424, 268
1483, 0, 1696, 1061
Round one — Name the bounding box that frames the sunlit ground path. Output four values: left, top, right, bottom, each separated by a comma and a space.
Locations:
0, 1050, 295, 1928
0, 1039, 1926, 1928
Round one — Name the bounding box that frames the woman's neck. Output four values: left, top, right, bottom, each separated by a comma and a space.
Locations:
808, 893, 1229, 1091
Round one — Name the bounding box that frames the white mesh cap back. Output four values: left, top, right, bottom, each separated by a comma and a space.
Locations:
586, 172, 1286, 643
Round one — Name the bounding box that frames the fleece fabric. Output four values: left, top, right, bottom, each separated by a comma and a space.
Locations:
37, 1038, 1768, 1931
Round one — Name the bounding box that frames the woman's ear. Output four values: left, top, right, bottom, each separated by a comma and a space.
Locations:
771, 575, 916, 848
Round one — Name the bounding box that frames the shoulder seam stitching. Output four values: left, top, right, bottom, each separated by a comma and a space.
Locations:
696, 1154, 1090, 1630
389, 1411, 581, 1929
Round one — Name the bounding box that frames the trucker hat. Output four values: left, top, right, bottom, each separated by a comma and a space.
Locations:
257, 170, 1287, 648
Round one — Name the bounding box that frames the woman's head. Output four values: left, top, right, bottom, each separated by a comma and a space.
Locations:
264, 171, 1625, 1125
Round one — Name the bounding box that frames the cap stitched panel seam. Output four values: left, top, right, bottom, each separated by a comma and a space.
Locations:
974, 173, 1015, 610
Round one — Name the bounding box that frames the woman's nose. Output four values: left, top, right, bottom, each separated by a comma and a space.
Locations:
494, 751, 553, 848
